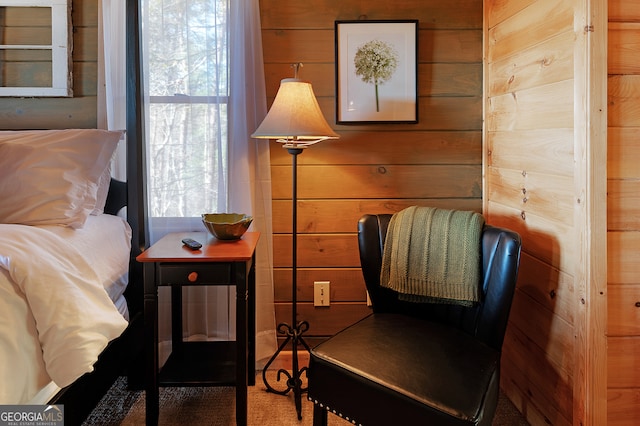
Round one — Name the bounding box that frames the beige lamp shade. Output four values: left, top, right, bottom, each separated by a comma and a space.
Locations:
252, 78, 339, 147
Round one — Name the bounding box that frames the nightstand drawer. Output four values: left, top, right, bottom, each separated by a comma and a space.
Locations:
158, 263, 232, 285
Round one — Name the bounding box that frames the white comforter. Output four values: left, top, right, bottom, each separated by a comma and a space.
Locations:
0, 223, 129, 404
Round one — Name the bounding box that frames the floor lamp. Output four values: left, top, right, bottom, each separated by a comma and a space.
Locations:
252, 63, 339, 419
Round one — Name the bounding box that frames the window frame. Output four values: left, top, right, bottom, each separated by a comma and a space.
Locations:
0, 0, 72, 97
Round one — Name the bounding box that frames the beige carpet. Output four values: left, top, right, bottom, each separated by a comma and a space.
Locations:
84, 371, 529, 425
119, 374, 347, 426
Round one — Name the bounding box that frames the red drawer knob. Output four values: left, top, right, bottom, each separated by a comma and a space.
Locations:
188, 272, 198, 282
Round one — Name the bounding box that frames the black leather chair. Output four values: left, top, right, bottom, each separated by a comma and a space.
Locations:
308, 213, 522, 426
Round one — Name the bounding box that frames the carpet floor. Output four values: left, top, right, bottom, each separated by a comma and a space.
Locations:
82, 372, 529, 425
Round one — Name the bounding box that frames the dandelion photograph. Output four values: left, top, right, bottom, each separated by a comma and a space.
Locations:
335, 20, 418, 123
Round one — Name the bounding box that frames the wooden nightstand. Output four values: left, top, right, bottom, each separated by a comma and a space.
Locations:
136, 231, 259, 426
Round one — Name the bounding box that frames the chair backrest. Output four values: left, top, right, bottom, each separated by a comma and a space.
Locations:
358, 213, 522, 351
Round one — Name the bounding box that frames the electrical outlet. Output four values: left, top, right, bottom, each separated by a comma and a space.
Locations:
314, 281, 330, 307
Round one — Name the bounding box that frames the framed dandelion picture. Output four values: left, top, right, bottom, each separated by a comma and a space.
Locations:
335, 20, 418, 124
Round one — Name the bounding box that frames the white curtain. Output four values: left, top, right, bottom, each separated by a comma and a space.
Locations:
229, 0, 277, 365
97, 0, 126, 180
99, 0, 276, 367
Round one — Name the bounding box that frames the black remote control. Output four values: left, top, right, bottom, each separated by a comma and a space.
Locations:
181, 238, 202, 250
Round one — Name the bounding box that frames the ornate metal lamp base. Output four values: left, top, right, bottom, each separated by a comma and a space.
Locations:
262, 320, 311, 420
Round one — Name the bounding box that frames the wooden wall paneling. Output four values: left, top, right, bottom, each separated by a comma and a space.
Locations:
327, 97, 483, 132
1, 4, 51, 25
261, 30, 335, 63
516, 251, 575, 325
421, 30, 483, 63
573, 0, 609, 423
273, 234, 360, 268
0, 97, 97, 129
264, 63, 335, 97
607, 180, 640, 230
608, 287, 640, 340
484, 201, 577, 287
484, 25, 577, 419
1, 60, 52, 88
500, 356, 571, 426
508, 287, 574, 377
271, 165, 482, 199
419, 63, 482, 96
486, 80, 574, 132
276, 303, 372, 337
263, 30, 482, 91
608, 389, 640, 426
0, 6, 54, 90
608, 337, 640, 387
3, 51, 98, 97
0, 0, 98, 130
261, 31, 483, 74
273, 268, 366, 302
72, 0, 99, 27
0, 25, 51, 45
405, 97, 483, 131
487, 129, 574, 177
501, 325, 573, 425
265, 97, 482, 132
259, 0, 482, 30
486, 0, 573, 64
486, 167, 574, 226
608, 2, 640, 423
609, 0, 640, 22
608, 232, 640, 284
263, 30, 483, 80
608, 75, 640, 126
272, 199, 482, 234
270, 132, 482, 165
608, 127, 640, 179
608, 23, 640, 74
487, 30, 575, 96
72, 27, 98, 62
262, 0, 484, 343
73, 62, 98, 96
485, 0, 538, 30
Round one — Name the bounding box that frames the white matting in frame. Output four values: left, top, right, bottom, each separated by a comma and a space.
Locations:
335, 20, 418, 124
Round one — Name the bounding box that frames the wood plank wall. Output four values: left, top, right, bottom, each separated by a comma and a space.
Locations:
259, 0, 484, 346
607, 1, 640, 424
484, 1, 578, 424
0, 0, 98, 129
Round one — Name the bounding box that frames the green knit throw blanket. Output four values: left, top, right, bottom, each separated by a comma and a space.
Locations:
380, 206, 485, 306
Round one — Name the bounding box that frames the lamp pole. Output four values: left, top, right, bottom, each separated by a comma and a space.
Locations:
261, 144, 310, 420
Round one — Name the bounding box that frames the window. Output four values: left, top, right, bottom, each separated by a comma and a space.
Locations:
0, 0, 72, 97
144, 0, 229, 218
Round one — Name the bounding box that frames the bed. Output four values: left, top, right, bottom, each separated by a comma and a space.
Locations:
0, 127, 146, 424
0, 2, 146, 423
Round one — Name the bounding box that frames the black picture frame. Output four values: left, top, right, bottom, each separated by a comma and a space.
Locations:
335, 20, 418, 124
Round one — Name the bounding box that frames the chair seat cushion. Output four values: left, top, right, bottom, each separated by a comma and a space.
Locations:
308, 313, 501, 425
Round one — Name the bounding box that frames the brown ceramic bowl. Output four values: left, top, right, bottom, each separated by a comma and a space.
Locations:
201, 213, 253, 240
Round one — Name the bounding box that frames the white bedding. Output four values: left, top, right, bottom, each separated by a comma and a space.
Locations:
41, 215, 132, 319
0, 215, 131, 404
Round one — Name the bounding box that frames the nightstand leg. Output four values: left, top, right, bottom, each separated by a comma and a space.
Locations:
248, 253, 256, 385
144, 263, 159, 425
235, 261, 248, 426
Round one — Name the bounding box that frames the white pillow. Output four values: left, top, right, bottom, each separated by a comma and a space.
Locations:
0, 129, 122, 228
91, 163, 112, 216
